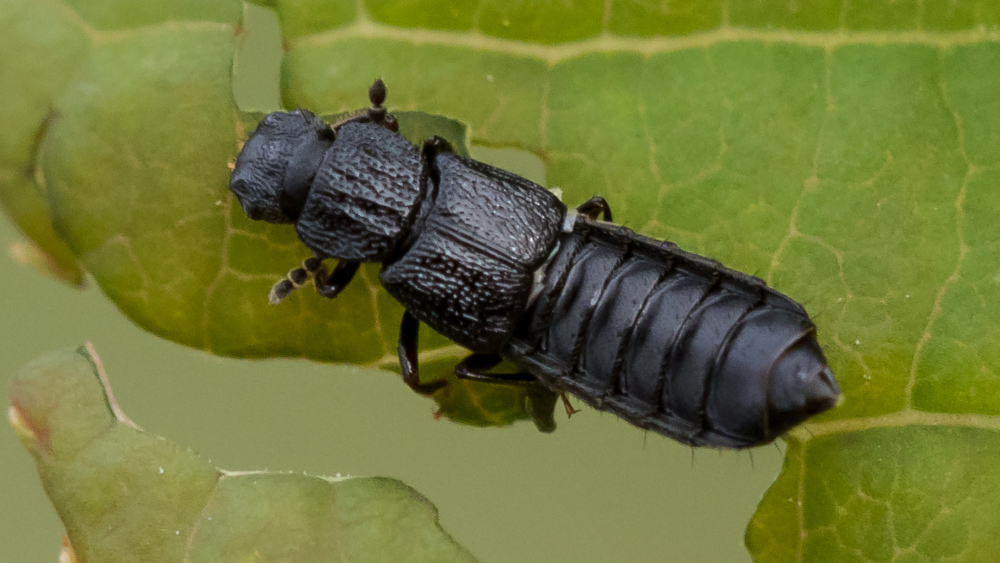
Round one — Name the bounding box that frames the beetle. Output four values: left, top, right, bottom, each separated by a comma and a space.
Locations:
229, 80, 841, 448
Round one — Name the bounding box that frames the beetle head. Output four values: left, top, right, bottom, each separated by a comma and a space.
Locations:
229, 109, 334, 223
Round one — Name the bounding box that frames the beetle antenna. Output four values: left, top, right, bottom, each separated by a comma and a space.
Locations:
368, 79, 388, 124
268, 278, 296, 304
369, 78, 387, 108
268, 257, 326, 304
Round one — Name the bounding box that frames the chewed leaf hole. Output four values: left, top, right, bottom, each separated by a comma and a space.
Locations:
470, 146, 548, 187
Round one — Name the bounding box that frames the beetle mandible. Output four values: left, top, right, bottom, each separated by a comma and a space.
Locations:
229, 80, 841, 448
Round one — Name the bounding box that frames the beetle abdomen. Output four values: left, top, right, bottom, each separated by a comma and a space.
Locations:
506, 218, 839, 448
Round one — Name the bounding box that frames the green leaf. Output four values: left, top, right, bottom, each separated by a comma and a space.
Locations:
8, 345, 477, 563
1, 0, 547, 429
0, 0, 89, 284
2, 1, 1000, 559
747, 425, 1000, 562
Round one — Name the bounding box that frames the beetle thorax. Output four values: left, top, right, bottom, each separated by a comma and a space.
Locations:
294, 122, 425, 262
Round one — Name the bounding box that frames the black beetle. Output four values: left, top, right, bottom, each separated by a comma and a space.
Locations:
229, 80, 841, 448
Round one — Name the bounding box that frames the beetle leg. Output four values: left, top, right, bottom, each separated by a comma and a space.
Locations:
418, 136, 453, 192
560, 393, 581, 417
454, 353, 538, 386
314, 260, 359, 300
576, 196, 613, 222
456, 354, 561, 432
421, 136, 454, 161
398, 311, 448, 396
525, 386, 560, 433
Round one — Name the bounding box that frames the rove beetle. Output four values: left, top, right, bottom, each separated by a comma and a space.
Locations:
229, 80, 841, 448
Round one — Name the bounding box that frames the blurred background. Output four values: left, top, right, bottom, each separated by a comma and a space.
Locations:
0, 5, 784, 562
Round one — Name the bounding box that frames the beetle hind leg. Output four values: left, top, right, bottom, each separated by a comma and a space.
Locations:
576, 196, 613, 222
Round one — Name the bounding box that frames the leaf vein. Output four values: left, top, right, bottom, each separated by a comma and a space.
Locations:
293, 21, 1000, 64
903, 51, 972, 409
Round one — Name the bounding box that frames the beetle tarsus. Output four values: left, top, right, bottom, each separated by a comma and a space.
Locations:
560, 393, 580, 417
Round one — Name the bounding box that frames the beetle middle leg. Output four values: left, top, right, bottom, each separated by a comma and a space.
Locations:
455, 352, 581, 418
454, 353, 537, 386
455, 353, 563, 432
398, 311, 448, 396
576, 196, 613, 222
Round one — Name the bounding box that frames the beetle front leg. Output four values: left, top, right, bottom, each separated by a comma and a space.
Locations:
576, 196, 613, 222
314, 260, 359, 299
398, 311, 448, 396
